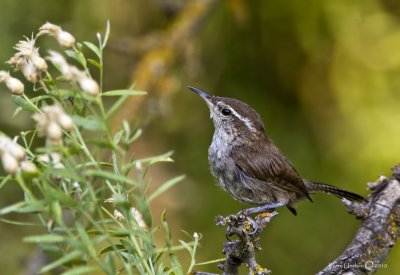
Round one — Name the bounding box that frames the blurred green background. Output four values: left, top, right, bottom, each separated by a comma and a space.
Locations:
1, 0, 399, 274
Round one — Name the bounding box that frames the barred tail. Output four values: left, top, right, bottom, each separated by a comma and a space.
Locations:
304, 180, 366, 202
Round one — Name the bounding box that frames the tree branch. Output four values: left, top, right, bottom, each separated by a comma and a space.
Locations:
318, 164, 400, 274
193, 164, 400, 275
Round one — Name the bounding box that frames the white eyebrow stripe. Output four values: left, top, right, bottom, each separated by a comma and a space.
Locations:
225, 104, 257, 133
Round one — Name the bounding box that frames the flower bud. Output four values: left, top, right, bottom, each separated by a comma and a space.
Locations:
31, 55, 48, 71
38, 23, 76, 48
6, 141, 25, 160
131, 207, 148, 231
46, 122, 62, 140
20, 160, 38, 174
78, 77, 100, 96
57, 31, 75, 48
57, 113, 73, 131
1, 153, 19, 174
22, 62, 40, 83
6, 77, 24, 95
114, 209, 125, 221
0, 71, 9, 82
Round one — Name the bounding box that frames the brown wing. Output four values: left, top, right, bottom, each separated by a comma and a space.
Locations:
231, 140, 312, 202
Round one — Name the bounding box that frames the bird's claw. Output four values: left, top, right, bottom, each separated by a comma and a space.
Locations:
217, 210, 273, 239
244, 216, 258, 235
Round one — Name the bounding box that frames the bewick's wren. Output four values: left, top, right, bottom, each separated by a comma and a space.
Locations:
188, 86, 365, 216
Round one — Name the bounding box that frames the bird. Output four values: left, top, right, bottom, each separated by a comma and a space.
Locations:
188, 86, 365, 216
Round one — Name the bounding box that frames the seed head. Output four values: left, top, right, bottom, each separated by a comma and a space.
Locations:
20, 160, 38, 174
47, 51, 99, 96
38, 23, 75, 48
46, 121, 62, 141
131, 207, 148, 231
0, 71, 24, 95
113, 209, 125, 221
57, 113, 73, 131
32, 105, 73, 145
38, 152, 64, 169
6, 77, 25, 95
21, 62, 40, 83
1, 152, 19, 174
7, 36, 47, 83
78, 76, 99, 96
0, 135, 36, 175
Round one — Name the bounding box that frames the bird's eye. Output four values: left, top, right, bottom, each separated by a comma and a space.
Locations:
221, 108, 231, 116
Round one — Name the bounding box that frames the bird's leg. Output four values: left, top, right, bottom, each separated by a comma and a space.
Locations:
243, 202, 286, 216
239, 202, 285, 234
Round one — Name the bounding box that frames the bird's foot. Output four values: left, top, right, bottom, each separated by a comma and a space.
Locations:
215, 211, 263, 238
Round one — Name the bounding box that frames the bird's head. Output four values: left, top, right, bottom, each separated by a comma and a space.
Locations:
188, 86, 265, 139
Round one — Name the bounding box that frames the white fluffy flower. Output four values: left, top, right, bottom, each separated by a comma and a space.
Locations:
0, 71, 24, 95
46, 122, 62, 140
1, 152, 19, 174
20, 160, 38, 174
38, 152, 64, 169
38, 23, 75, 48
47, 51, 99, 96
32, 105, 73, 145
7, 36, 47, 83
0, 135, 36, 175
78, 77, 99, 96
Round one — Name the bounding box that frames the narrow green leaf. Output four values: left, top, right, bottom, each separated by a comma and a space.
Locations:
0, 174, 12, 191
161, 210, 171, 242
102, 20, 111, 49
11, 95, 36, 112
24, 234, 66, 243
76, 223, 97, 259
169, 253, 184, 275
31, 95, 52, 103
0, 200, 45, 215
51, 201, 63, 225
72, 115, 107, 131
83, 41, 101, 58
13, 107, 23, 118
57, 89, 75, 97
65, 50, 87, 67
45, 167, 82, 182
61, 266, 99, 275
102, 90, 147, 97
87, 229, 130, 237
128, 128, 142, 143
178, 240, 193, 255
113, 130, 124, 146
103, 254, 117, 274
40, 250, 82, 273
98, 244, 126, 255
86, 170, 138, 186
0, 201, 26, 215
87, 59, 101, 68
0, 218, 40, 226
137, 151, 174, 165
122, 120, 130, 134
148, 175, 185, 202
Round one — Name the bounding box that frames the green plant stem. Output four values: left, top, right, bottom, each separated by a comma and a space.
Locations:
187, 234, 200, 273
72, 124, 97, 164
22, 94, 42, 113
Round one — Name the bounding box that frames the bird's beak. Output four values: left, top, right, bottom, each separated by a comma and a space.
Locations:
187, 86, 213, 103
187, 86, 215, 119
